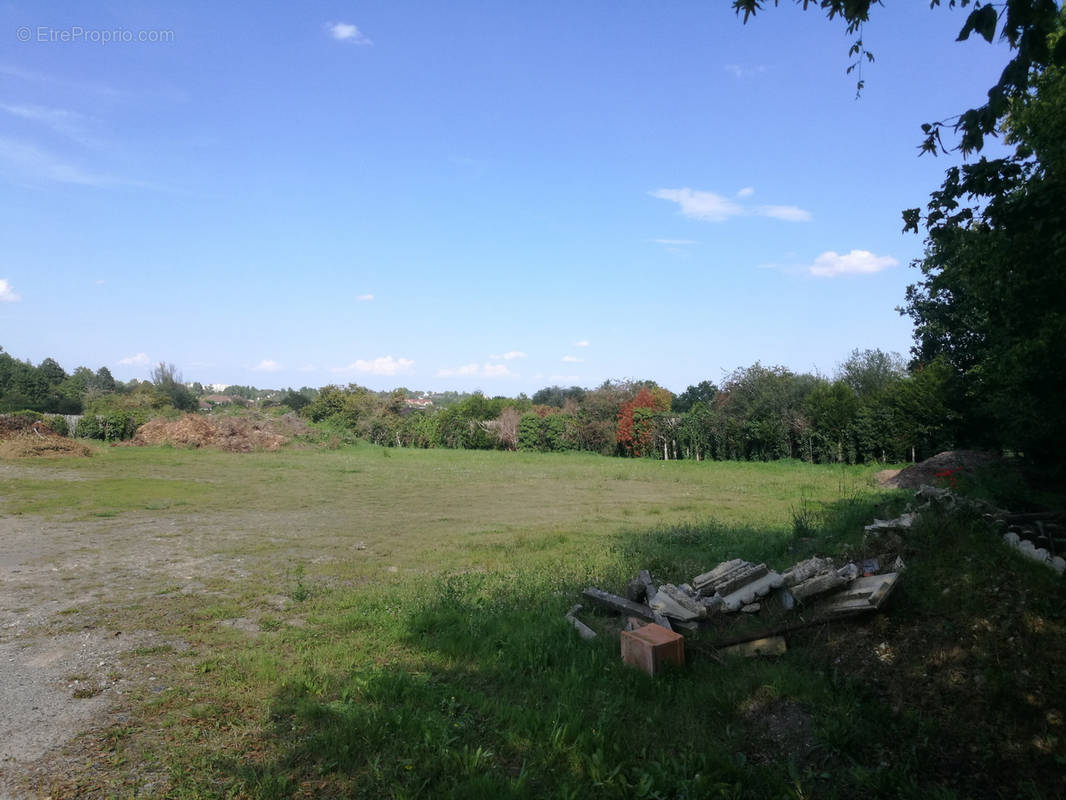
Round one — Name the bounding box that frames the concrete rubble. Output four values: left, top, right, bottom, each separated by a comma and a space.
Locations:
571, 483, 1062, 670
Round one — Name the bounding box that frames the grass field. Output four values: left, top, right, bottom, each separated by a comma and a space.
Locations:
1, 443, 1063, 799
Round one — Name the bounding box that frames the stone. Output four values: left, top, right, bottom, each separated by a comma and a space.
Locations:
740, 603, 761, 613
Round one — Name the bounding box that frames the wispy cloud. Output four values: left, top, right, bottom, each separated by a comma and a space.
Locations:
651, 187, 812, 223
0, 103, 98, 146
651, 238, 697, 246
758, 204, 812, 222
326, 22, 372, 45
0, 63, 125, 99
0, 137, 116, 186
651, 188, 742, 222
724, 64, 767, 79
0, 278, 21, 302
333, 356, 414, 376
574, 340, 590, 348
119, 352, 150, 366
808, 250, 898, 277
489, 351, 526, 361
436, 363, 513, 378
561, 355, 583, 363
253, 359, 283, 372
356, 293, 374, 301
737, 187, 755, 198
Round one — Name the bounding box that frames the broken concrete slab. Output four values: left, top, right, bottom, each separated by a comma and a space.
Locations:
649, 586, 701, 621
822, 572, 899, 618
864, 512, 918, 536
692, 558, 745, 593
719, 570, 785, 612
582, 588, 658, 621
565, 604, 597, 640
721, 636, 787, 658
781, 556, 834, 587
790, 571, 847, 601
659, 584, 705, 617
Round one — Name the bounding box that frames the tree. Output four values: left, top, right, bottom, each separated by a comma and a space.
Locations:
672, 380, 718, 413
150, 362, 197, 411
616, 387, 672, 457
901, 19, 1066, 461
734, 1, 1066, 155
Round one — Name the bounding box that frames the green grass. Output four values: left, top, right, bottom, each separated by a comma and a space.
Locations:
3, 444, 1063, 799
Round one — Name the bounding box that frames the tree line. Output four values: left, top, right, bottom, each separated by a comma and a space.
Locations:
298, 349, 953, 464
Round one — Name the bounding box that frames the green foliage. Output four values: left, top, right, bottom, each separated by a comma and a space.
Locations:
901, 26, 1066, 462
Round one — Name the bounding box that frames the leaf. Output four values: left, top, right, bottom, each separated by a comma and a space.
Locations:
958, 4, 998, 43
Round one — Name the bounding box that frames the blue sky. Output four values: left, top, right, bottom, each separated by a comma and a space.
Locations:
0, 2, 1013, 394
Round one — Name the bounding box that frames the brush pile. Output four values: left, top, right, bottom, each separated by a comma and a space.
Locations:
0, 414, 92, 458
130, 413, 300, 452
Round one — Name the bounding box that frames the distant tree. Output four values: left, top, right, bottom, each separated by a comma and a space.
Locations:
837, 349, 906, 399
94, 366, 116, 393
281, 387, 310, 411
150, 362, 197, 411
616, 387, 672, 457
672, 380, 717, 413
38, 357, 66, 386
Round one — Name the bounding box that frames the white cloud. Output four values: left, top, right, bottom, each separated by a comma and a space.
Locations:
489, 351, 527, 360
332, 356, 414, 376
652, 186, 811, 224
0, 278, 20, 302
737, 187, 755, 198
327, 22, 372, 45
119, 352, 150, 366
808, 250, 899, 278
253, 359, 283, 372
651, 238, 697, 245
561, 355, 583, 363
757, 204, 813, 222
651, 188, 743, 222
574, 340, 590, 348
436, 362, 513, 378
356, 293, 374, 302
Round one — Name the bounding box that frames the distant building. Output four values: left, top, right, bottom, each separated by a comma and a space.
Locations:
202, 394, 235, 405
405, 397, 433, 409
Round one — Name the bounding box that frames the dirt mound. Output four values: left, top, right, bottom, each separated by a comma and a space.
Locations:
885, 450, 1003, 489
131, 414, 290, 453
0, 415, 92, 458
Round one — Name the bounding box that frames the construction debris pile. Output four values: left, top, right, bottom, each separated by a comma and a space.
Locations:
578, 555, 900, 641
896, 484, 1066, 574
572, 479, 1064, 673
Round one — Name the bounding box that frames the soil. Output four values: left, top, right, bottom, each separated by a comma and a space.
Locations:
0, 497, 279, 798
885, 450, 1004, 490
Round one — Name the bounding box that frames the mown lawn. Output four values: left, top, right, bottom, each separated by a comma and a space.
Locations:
3, 444, 1063, 799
